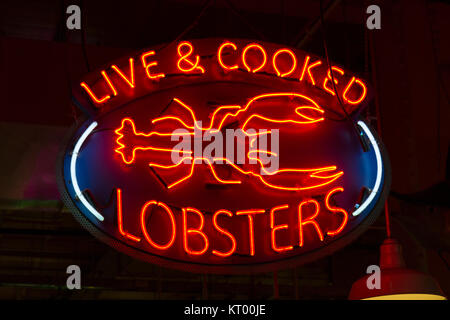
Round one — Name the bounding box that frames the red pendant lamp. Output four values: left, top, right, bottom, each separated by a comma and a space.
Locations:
348, 236, 447, 300
348, 195, 446, 299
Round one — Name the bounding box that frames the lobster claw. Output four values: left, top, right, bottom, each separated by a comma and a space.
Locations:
294, 105, 325, 124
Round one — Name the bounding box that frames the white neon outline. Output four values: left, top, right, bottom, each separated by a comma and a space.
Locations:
352, 120, 383, 216
70, 121, 104, 221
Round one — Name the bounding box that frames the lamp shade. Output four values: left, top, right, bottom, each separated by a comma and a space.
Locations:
348, 238, 447, 300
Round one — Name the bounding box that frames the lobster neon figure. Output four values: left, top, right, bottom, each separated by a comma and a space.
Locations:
114, 92, 344, 191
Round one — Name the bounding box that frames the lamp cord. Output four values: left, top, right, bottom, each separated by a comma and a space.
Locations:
367, 19, 391, 238
318, 0, 363, 140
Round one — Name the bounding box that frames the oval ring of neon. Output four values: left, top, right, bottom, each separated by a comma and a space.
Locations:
352, 120, 383, 217
69, 121, 104, 221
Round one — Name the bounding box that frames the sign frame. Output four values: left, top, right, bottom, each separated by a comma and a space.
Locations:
57, 38, 391, 274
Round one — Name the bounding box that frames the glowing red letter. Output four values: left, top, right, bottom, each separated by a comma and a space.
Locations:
218, 42, 239, 71
177, 42, 205, 74
322, 67, 344, 96
343, 77, 367, 105
325, 187, 348, 236
116, 188, 141, 242
299, 55, 322, 86
140, 200, 176, 250
270, 205, 294, 253
80, 82, 110, 104
272, 49, 297, 78
298, 199, 324, 247
111, 58, 135, 88
242, 43, 267, 73
101, 71, 117, 96
236, 209, 265, 256
141, 50, 165, 80
182, 207, 209, 255
212, 210, 237, 257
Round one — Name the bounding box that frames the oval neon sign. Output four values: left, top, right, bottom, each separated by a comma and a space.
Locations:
59, 39, 390, 273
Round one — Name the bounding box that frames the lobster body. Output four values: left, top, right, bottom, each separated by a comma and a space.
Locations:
114, 93, 343, 191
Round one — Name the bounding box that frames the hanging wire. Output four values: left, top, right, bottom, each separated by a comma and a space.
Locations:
291, 0, 342, 48
319, 1, 346, 112
362, 9, 371, 124
366, 10, 391, 238
318, 0, 362, 140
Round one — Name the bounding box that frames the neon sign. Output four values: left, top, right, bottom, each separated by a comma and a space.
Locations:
59, 39, 390, 273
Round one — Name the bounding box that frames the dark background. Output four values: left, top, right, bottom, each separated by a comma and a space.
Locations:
0, 0, 448, 299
